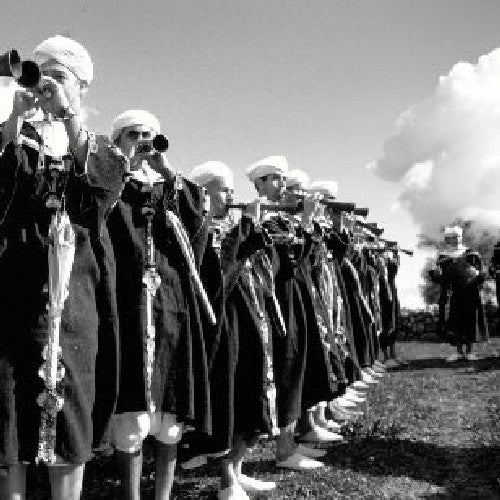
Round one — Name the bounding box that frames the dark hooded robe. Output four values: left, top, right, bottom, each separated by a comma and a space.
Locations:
380, 253, 400, 350
262, 214, 336, 427
107, 174, 211, 435
360, 252, 382, 361
0, 124, 125, 465
353, 250, 379, 364
430, 249, 489, 345
197, 215, 281, 453
324, 229, 363, 384
308, 230, 345, 397
341, 255, 375, 368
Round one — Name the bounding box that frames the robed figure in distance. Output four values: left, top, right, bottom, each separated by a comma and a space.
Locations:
429, 226, 489, 362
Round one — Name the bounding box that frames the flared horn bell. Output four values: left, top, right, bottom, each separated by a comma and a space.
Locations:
0, 49, 40, 88
354, 207, 369, 217
152, 134, 169, 152
17, 61, 41, 88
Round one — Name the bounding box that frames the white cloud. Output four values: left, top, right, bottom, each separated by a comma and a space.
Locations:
389, 200, 401, 213
396, 247, 435, 309
371, 48, 500, 307
403, 160, 433, 190
371, 47, 500, 238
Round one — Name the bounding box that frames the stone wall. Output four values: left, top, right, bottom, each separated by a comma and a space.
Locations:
397, 306, 499, 340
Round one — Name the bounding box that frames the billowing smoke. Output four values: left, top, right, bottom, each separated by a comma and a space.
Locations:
370, 48, 500, 239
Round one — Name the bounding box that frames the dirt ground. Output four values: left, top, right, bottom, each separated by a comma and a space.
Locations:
27, 338, 500, 499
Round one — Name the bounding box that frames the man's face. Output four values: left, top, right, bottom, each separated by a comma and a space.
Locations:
40, 60, 83, 111
445, 234, 461, 249
256, 173, 286, 202
326, 207, 343, 231
116, 125, 154, 160
314, 201, 325, 218
284, 183, 305, 201
205, 178, 232, 217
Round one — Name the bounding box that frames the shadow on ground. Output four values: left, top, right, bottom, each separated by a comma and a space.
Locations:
28, 439, 500, 499
387, 355, 500, 373
321, 437, 500, 498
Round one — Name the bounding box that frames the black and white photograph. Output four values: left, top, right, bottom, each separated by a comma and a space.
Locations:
0, 1, 499, 498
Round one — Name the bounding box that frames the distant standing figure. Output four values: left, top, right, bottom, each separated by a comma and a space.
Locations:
489, 240, 500, 324
429, 226, 489, 362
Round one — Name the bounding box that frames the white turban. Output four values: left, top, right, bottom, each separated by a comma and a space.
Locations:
444, 226, 463, 238
246, 155, 288, 182
34, 35, 93, 85
189, 161, 233, 190
309, 180, 339, 198
286, 169, 309, 189
111, 110, 161, 142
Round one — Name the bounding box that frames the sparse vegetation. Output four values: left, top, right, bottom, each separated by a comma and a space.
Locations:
26, 339, 500, 499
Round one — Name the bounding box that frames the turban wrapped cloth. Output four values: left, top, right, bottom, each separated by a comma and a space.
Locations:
190, 161, 233, 190
111, 109, 161, 142
286, 168, 309, 189
34, 35, 93, 85
444, 226, 463, 238
246, 155, 288, 182
309, 180, 339, 198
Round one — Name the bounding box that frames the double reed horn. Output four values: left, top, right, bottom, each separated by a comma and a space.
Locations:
354, 207, 369, 217
152, 134, 169, 152
226, 202, 298, 213
136, 134, 169, 154
0, 49, 40, 88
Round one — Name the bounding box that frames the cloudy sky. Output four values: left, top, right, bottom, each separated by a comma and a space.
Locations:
2, 0, 500, 307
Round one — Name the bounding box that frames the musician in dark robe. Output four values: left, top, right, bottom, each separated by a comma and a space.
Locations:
380, 250, 403, 366
430, 226, 489, 362
191, 161, 279, 499
305, 180, 368, 424
0, 36, 125, 499
247, 157, 341, 471
107, 110, 211, 499
351, 248, 378, 367
325, 231, 379, 424
362, 249, 383, 362
325, 223, 383, 391
341, 251, 384, 384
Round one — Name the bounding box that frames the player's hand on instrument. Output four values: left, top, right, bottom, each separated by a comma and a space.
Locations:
302, 193, 320, 224
130, 150, 173, 178
244, 198, 261, 221
37, 75, 72, 117
11, 89, 39, 120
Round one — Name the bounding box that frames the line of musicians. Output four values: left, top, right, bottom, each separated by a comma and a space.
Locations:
0, 36, 405, 500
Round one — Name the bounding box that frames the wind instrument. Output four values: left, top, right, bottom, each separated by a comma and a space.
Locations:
355, 220, 384, 237
226, 199, 356, 213
136, 134, 169, 154
353, 207, 369, 217
363, 244, 414, 257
